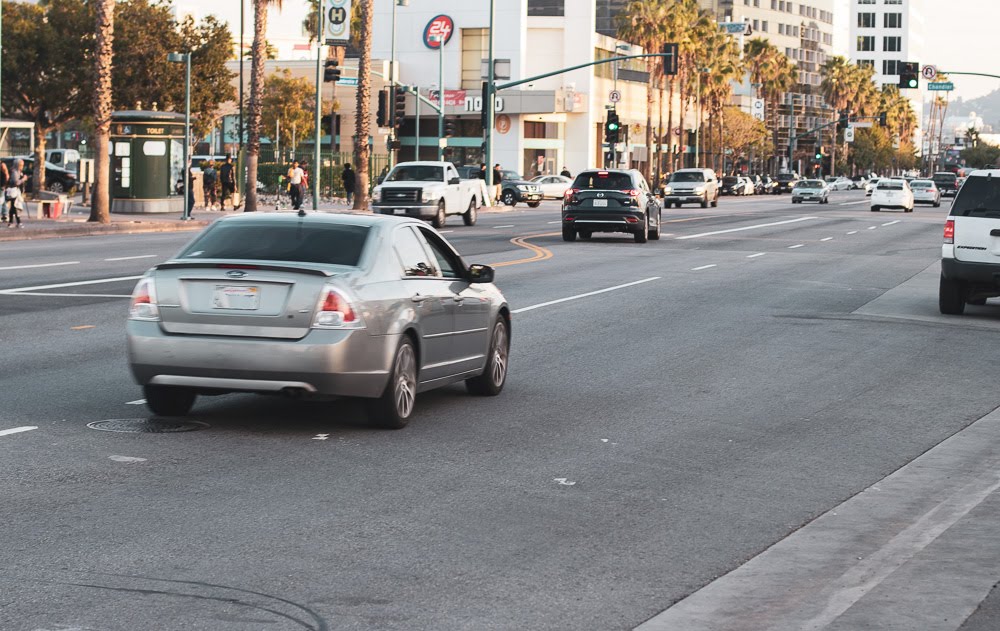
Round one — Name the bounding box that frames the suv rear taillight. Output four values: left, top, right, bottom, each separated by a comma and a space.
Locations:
128, 277, 160, 321
564, 188, 579, 203
313, 286, 363, 329
944, 219, 955, 244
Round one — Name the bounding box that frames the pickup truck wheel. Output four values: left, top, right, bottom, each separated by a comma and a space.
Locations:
700, 195, 709, 208
527, 202, 540, 208
463, 199, 477, 226
939, 276, 966, 315
432, 201, 446, 228
502, 190, 516, 206
562, 225, 576, 242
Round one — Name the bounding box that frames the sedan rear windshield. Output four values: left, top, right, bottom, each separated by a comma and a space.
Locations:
951, 176, 1000, 217
910, 180, 933, 188
877, 181, 904, 190
933, 173, 957, 183
179, 221, 370, 266
573, 171, 634, 189
795, 180, 824, 188
668, 172, 705, 183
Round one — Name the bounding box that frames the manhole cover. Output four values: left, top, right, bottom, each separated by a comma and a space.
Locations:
86, 419, 209, 433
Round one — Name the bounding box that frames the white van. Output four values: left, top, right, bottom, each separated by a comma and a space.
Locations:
45, 149, 80, 174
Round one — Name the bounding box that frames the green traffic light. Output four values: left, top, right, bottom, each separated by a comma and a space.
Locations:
608, 123, 619, 131
908, 78, 918, 88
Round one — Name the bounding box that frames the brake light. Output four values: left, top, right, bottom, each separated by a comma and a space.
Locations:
944, 219, 954, 244
624, 216, 639, 223
128, 277, 160, 321
564, 216, 575, 221
622, 189, 640, 197
313, 286, 362, 329
598, 171, 609, 177
564, 188, 579, 202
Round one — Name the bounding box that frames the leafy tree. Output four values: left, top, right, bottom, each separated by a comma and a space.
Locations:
745, 37, 797, 173
851, 126, 893, 173
618, 0, 668, 181
961, 142, 1000, 168
260, 69, 317, 151
723, 109, 768, 161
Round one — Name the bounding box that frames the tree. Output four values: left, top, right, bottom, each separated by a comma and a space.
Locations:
353, 0, 374, 210
1, 0, 92, 194
851, 126, 894, 173
260, 69, 317, 151
745, 37, 797, 173
722, 109, 768, 164
961, 142, 1000, 169
618, 0, 667, 181
245, 0, 284, 212
820, 56, 853, 177
90, 0, 115, 224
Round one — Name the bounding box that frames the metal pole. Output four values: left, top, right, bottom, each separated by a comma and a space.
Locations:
183, 53, 191, 219
313, 7, 323, 211
484, 0, 495, 191
239, 0, 244, 155
438, 38, 444, 161
389, 0, 397, 169
415, 87, 421, 161
694, 71, 700, 168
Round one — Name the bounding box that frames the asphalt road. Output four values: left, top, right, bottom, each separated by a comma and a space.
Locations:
2, 190, 997, 630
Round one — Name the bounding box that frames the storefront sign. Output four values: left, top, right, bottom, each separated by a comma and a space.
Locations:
423, 15, 454, 49
495, 114, 511, 134
464, 96, 504, 113
430, 89, 467, 107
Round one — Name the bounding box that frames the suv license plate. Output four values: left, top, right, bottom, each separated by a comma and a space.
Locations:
593, 199, 608, 207
213, 285, 260, 310
394, 208, 407, 215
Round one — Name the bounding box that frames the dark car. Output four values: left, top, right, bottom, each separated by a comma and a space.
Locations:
774, 172, 800, 194
932, 171, 959, 197
499, 170, 543, 208
561, 169, 662, 244
2, 157, 78, 194
456, 165, 482, 180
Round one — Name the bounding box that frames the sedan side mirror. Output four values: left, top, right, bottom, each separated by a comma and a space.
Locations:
449, 177, 461, 185
468, 263, 495, 284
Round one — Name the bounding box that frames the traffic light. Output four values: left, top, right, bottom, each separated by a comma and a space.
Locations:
392, 86, 407, 129
815, 146, 824, 161
878, 112, 888, 127
323, 60, 341, 83
481, 81, 489, 130
837, 111, 850, 132
444, 120, 457, 138
377, 89, 389, 127
605, 109, 621, 144
898, 62, 919, 89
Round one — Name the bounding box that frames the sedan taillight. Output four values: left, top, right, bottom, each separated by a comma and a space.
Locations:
129, 277, 160, 321
313, 286, 363, 329
944, 219, 955, 244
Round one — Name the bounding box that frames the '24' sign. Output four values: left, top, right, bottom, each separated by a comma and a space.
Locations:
423, 15, 454, 49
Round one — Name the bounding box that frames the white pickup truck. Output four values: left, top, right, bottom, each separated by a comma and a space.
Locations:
372, 161, 482, 227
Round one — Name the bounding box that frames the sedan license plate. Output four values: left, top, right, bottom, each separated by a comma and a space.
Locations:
593, 199, 608, 207
394, 208, 407, 215
213, 285, 260, 310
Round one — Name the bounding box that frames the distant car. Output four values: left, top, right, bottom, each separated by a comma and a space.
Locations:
45, 148, 80, 174
456, 166, 481, 180
827, 176, 852, 191
792, 179, 830, 204
870, 178, 914, 212
850, 175, 868, 189
662, 168, 720, 208
774, 172, 800, 194
909, 179, 942, 207
498, 170, 542, 207
2, 157, 78, 194
530, 174, 573, 199
932, 171, 959, 197
126, 213, 510, 429
561, 169, 662, 243
755, 174, 777, 195
720, 176, 748, 196
865, 178, 880, 196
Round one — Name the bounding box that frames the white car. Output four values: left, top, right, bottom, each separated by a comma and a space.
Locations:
865, 178, 881, 196
939, 169, 1000, 314
909, 179, 942, 207
825, 176, 852, 191
870, 179, 914, 212
530, 175, 573, 199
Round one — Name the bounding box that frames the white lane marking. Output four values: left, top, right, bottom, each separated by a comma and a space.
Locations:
691, 264, 717, 271
104, 254, 157, 262
882, 220, 900, 226
0, 426, 38, 437
0, 261, 79, 271
547, 220, 561, 224
847, 230, 859, 235
312, 434, 330, 441
820, 237, 834, 242
438, 230, 454, 234
676, 216, 818, 240
788, 244, 805, 249
4, 292, 131, 298
747, 253, 767, 258
839, 200, 869, 206
109, 455, 147, 463
513, 277, 661, 314
494, 224, 515, 229
868, 226, 878, 230
0, 275, 143, 295
125, 399, 146, 405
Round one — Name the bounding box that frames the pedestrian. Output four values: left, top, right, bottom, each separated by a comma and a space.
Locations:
342, 163, 356, 206
202, 160, 218, 210
287, 160, 305, 210
186, 167, 196, 216
5, 159, 26, 228
0, 160, 9, 224
377, 165, 390, 185
560, 166, 571, 178
219, 155, 236, 210
493, 163, 503, 205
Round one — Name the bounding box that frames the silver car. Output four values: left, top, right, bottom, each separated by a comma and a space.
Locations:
127, 213, 511, 429
909, 179, 942, 207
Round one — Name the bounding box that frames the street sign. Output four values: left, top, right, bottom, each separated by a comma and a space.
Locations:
337, 76, 358, 87
844, 128, 855, 143
423, 15, 454, 49
609, 90, 622, 103
922, 65, 937, 81
719, 21, 751, 35
928, 82, 954, 91
849, 121, 873, 128
752, 98, 765, 122
323, 0, 351, 42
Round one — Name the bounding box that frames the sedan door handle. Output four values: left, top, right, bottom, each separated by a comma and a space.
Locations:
990, 229, 1000, 237
411, 294, 428, 303
452, 296, 465, 303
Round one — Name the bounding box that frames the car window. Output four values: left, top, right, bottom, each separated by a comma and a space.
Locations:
910, 181, 932, 188
386, 165, 444, 182
951, 176, 1000, 217
393, 226, 438, 277
417, 227, 462, 279
179, 221, 370, 266
877, 181, 903, 190
572, 171, 633, 189
668, 172, 705, 183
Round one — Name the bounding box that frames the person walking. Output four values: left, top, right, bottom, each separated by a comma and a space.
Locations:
493, 163, 503, 206
0, 160, 9, 224
342, 163, 356, 206
219, 155, 236, 210
5, 159, 26, 228
287, 160, 305, 210
186, 167, 196, 216
202, 160, 218, 210
476, 162, 492, 207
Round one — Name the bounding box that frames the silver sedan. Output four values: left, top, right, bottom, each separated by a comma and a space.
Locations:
530, 175, 573, 199
127, 213, 511, 429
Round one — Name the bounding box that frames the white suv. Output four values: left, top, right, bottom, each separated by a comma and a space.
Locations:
939, 169, 1000, 314
663, 168, 720, 208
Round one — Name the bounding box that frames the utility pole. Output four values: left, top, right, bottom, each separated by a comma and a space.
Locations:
484, 0, 496, 192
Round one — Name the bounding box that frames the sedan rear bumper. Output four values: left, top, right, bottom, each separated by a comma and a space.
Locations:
127, 321, 394, 398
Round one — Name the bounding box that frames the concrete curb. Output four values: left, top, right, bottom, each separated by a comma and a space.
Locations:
0, 221, 211, 242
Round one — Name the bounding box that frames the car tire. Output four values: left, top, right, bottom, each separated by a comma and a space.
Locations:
562, 225, 576, 242
463, 199, 477, 226
466, 318, 510, 397
649, 211, 661, 240
792, 198, 800, 204
48, 181, 65, 193
700, 195, 709, 209
527, 202, 541, 208
710, 194, 718, 208
367, 337, 418, 429
502, 190, 516, 206
579, 231, 592, 240
143, 385, 196, 417
634, 214, 648, 243
432, 201, 447, 228
939, 276, 966, 315
871, 206, 880, 212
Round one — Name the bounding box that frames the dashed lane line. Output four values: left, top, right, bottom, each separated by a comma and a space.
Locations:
0, 426, 38, 438
0, 261, 79, 271
691, 265, 717, 271
126, 399, 146, 405
675, 216, 818, 240
839, 200, 869, 206
788, 244, 805, 249
104, 255, 157, 262
882, 220, 900, 226
847, 230, 859, 235
821, 237, 834, 242
512, 277, 660, 314
494, 225, 516, 229
868, 226, 878, 230
747, 253, 767, 259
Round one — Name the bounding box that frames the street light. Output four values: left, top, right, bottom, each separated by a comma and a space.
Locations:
389, 0, 409, 167
168, 51, 192, 220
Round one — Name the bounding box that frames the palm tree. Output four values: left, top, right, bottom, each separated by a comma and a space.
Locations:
245, 0, 283, 212
660, 0, 697, 172
820, 56, 853, 176
618, 0, 668, 182
352, 0, 373, 210
89, 0, 115, 224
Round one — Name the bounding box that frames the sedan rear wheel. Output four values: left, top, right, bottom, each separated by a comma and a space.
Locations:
367, 338, 417, 429
466, 318, 509, 396
144, 385, 196, 417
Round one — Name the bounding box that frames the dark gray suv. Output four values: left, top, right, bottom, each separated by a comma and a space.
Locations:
560, 169, 662, 243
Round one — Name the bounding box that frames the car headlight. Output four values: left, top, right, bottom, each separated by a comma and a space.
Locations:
693, 186, 705, 194
422, 189, 434, 202
662, 186, 672, 195
517, 185, 529, 192
372, 188, 381, 202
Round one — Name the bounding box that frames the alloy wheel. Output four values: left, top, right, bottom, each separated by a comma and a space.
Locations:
394, 344, 416, 419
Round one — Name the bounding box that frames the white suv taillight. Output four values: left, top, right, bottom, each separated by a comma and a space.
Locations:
944, 219, 955, 244
128, 277, 160, 321
312, 286, 364, 329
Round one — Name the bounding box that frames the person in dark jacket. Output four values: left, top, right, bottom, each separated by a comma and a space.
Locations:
342, 163, 356, 205
219, 155, 236, 210
560, 167, 571, 178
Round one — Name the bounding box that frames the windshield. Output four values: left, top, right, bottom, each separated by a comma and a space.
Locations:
386, 165, 444, 182
501, 170, 522, 181
572, 171, 634, 190
877, 181, 904, 190
180, 221, 370, 266
723, 177, 739, 184
669, 172, 705, 183
776, 174, 796, 181
951, 176, 1000, 217
796, 180, 824, 188
933, 173, 957, 183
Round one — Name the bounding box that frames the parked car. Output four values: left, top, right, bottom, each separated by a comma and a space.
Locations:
371, 161, 483, 227
530, 174, 573, 199
720, 176, 746, 196
2, 157, 78, 194
791, 179, 830, 204
932, 171, 960, 197
126, 213, 510, 428
755, 174, 777, 195
870, 178, 914, 212
456, 165, 481, 180
773, 172, 800, 194
45, 148, 80, 174
865, 178, 880, 196
662, 168, 720, 208
825, 176, 852, 191
498, 170, 543, 207
561, 169, 662, 243
909, 179, 942, 207
850, 175, 868, 189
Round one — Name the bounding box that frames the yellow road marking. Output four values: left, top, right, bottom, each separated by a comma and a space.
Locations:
493, 232, 559, 267
70, 325, 95, 330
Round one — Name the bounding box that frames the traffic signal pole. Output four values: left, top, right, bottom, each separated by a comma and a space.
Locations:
313, 7, 323, 211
